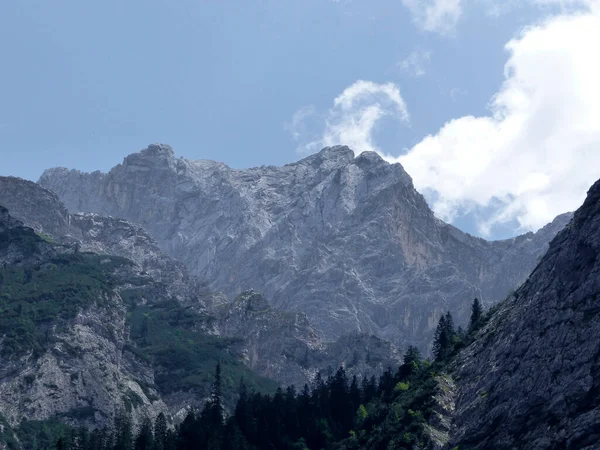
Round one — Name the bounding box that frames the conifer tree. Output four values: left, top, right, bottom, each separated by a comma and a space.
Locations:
210, 363, 224, 426
403, 345, 421, 367
235, 381, 252, 438
445, 311, 455, 336
432, 316, 448, 361
349, 375, 361, 412
153, 413, 167, 450
398, 345, 421, 379
469, 298, 483, 333
361, 375, 377, 403
134, 417, 153, 450
432, 314, 449, 361
113, 411, 133, 450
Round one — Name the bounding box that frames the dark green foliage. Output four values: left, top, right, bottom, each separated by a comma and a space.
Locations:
1, 216, 275, 407
133, 417, 153, 450
125, 298, 277, 403
51, 347, 452, 450
113, 411, 133, 450
432, 311, 462, 362
0, 252, 130, 356
16, 419, 73, 450
432, 314, 450, 361
0, 221, 42, 255
468, 298, 483, 334
145, 360, 439, 450
153, 413, 167, 450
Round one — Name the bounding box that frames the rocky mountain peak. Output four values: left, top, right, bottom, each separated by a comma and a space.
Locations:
354, 150, 384, 165
0, 176, 70, 236
312, 145, 355, 165
38, 145, 570, 350
122, 143, 177, 171
143, 143, 176, 158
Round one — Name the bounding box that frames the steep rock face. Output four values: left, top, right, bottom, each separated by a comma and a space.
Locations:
39, 144, 570, 349
213, 291, 400, 387
450, 180, 600, 449
0, 176, 224, 309
0, 211, 168, 429
0, 207, 285, 432
1, 176, 399, 392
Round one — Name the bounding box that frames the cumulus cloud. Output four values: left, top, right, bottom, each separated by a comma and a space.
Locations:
288, 81, 409, 155
285, 106, 317, 141
398, 49, 432, 77
403, 0, 596, 32
390, 6, 600, 234
402, 0, 463, 34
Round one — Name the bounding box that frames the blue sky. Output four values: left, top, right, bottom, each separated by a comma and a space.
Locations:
1, 0, 599, 239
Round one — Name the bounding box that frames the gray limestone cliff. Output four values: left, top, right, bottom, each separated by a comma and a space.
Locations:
213, 290, 400, 388
0, 176, 223, 309
449, 178, 600, 449
0, 176, 399, 399
0, 207, 169, 429
39, 144, 571, 350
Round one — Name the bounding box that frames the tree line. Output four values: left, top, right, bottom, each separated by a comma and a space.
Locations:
51, 299, 485, 450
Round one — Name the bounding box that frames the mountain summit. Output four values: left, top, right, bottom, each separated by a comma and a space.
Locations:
39, 145, 571, 349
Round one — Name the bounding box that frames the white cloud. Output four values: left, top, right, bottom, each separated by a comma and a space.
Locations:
398, 49, 432, 77
285, 105, 317, 141
288, 81, 409, 155
485, 0, 599, 17
387, 7, 600, 234
402, 0, 596, 33
402, 0, 463, 34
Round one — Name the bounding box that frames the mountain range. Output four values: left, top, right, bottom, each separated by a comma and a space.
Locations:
38, 144, 571, 350
2, 144, 596, 449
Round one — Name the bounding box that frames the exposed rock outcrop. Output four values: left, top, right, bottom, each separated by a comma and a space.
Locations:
0, 176, 400, 396
450, 179, 600, 449
213, 290, 400, 388
0, 210, 168, 429
0, 176, 223, 309
39, 144, 571, 350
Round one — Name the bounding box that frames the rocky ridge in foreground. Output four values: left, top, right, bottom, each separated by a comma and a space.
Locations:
448, 179, 600, 449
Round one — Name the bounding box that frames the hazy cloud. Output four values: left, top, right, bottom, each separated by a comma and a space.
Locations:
398, 49, 432, 77
402, 0, 463, 34
285, 106, 317, 141
387, 7, 600, 235
288, 81, 409, 155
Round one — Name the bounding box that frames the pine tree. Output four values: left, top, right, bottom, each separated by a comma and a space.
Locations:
164, 430, 177, 450
445, 311, 455, 336
379, 367, 395, 401
469, 298, 483, 333
113, 411, 133, 450
210, 363, 224, 425
349, 375, 361, 413
234, 381, 252, 439
432, 314, 449, 361
433, 311, 458, 361
398, 345, 421, 379
179, 409, 200, 450
329, 367, 350, 436
403, 345, 421, 367
222, 421, 251, 450
202, 363, 225, 450
134, 417, 153, 450
153, 413, 167, 450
